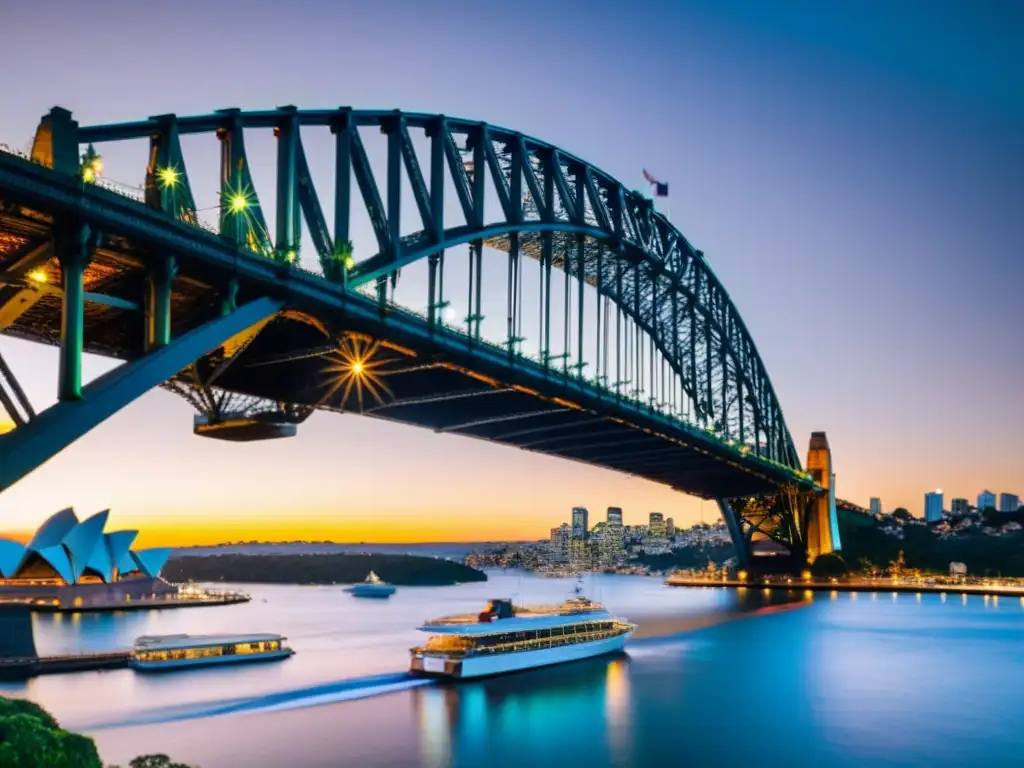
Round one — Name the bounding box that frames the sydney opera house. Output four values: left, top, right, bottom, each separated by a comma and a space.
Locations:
0, 508, 175, 610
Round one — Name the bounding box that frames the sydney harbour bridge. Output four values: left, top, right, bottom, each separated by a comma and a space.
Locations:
0, 106, 847, 571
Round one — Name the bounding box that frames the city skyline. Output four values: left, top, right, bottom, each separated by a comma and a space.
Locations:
0, 0, 1021, 545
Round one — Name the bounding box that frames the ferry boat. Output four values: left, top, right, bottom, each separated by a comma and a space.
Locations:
130, 633, 294, 671
345, 571, 397, 598
410, 588, 635, 679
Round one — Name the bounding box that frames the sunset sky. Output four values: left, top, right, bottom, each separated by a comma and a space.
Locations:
0, 0, 1020, 546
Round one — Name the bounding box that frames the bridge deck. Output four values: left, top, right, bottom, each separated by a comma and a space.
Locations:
0, 150, 809, 499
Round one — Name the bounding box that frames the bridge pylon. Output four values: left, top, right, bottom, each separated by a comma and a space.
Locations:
719, 431, 842, 574
804, 431, 841, 561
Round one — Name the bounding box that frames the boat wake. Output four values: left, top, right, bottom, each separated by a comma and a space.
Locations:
75, 672, 434, 731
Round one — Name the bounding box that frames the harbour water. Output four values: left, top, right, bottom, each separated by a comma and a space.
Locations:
3, 572, 1024, 767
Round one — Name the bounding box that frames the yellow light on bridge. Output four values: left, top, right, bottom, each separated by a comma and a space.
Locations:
82, 166, 96, 183
801, 570, 812, 582
736, 570, 747, 582
230, 193, 249, 213
158, 166, 180, 187
351, 361, 364, 375
27, 269, 48, 284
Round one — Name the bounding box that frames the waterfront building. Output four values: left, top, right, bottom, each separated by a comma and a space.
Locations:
924, 490, 944, 522
649, 512, 667, 539
666, 518, 675, 538
569, 538, 594, 570
571, 507, 589, 540
977, 490, 997, 511
951, 498, 970, 516
0, 508, 174, 609
869, 498, 882, 516
606, 507, 623, 525
592, 521, 625, 566
999, 493, 1020, 513
548, 523, 571, 564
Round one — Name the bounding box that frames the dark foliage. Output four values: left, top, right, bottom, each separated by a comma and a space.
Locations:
841, 521, 1024, 576
163, 553, 487, 586
810, 553, 848, 578
637, 543, 735, 571
0, 697, 101, 768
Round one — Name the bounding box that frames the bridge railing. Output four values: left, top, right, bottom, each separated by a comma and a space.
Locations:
0, 140, 223, 234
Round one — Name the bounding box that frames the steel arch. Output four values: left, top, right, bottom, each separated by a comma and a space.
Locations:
59, 107, 799, 470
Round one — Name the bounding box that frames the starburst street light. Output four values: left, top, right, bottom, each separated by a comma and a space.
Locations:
80, 144, 103, 184
317, 335, 393, 412
158, 166, 179, 187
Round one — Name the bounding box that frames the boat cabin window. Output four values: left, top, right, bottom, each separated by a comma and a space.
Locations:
417, 620, 628, 658
135, 639, 284, 662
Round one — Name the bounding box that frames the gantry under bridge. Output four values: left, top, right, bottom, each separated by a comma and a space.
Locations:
0, 106, 841, 568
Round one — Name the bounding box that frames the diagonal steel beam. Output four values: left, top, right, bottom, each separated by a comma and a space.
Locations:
366, 387, 512, 414
0, 349, 35, 426
438, 407, 569, 433
0, 297, 282, 494
489, 415, 605, 441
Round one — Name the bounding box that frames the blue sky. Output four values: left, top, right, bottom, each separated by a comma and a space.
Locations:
0, 0, 1020, 540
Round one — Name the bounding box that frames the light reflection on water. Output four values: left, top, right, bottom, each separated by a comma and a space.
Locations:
1, 573, 1022, 767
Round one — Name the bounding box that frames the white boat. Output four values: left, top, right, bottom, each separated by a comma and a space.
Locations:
345, 571, 397, 598
409, 587, 635, 679
130, 633, 294, 671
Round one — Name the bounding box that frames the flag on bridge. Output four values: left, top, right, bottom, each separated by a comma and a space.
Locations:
642, 169, 669, 197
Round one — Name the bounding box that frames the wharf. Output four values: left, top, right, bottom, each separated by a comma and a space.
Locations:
30, 591, 251, 613
665, 577, 1024, 599
0, 651, 131, 680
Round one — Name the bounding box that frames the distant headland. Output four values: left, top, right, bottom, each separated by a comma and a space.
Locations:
163, 552, 488, 587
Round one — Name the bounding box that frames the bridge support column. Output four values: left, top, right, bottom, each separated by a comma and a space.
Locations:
56, 224, 95, 401
145, 256, 178, 351
717, 498, 749, 569
804, 432, 841, 560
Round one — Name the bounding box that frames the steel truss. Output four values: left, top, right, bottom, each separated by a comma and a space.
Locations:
63, 107, 800, 471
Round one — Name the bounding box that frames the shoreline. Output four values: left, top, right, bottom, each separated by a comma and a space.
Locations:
665, 577, 1024, 598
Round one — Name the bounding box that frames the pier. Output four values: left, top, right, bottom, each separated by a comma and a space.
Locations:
27, 588, 251, 613
0, 651, 131, 680
665, 576, 1024, 599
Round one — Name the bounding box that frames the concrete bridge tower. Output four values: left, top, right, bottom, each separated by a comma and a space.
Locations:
804, 432, 842, 560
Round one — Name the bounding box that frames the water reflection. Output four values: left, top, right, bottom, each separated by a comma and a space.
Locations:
413, 655, 634, 768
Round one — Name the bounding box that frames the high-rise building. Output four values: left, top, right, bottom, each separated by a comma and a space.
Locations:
649, 512, 667, 539
924, 490, 944, 522
977, 490, 997, 511
569, 538, 594, 569
571, 507, 589, 539
951, 498, 970, 516
666, 518, 675, 538
1000, 493, 1020, 513
607, 507, 623, 525
549, 523, 571, 563
869, 498, 882, 516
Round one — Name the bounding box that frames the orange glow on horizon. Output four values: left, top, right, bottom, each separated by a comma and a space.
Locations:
1, 515, 574, 549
